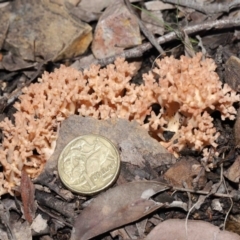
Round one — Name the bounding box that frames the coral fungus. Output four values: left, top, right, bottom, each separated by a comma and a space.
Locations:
144, 53, 239, 154
0, 53, 239, 195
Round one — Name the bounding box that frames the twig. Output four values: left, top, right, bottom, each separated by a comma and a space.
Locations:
161, 0, 240, 15
183, 181, 192, 210
185, 202, 198, 240
35, 189, 76, 219
124, 18, 240, 60
181, 163, 232, 240
172, 186, 234, 198
222, 164, 233, 231
76, 18, 240, 70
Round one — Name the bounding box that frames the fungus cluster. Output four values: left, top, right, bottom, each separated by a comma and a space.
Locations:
144, 53, 239, 154
0, 53, 239, 195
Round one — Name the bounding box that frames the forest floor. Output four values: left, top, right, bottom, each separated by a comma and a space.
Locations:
1, 0, 240, 240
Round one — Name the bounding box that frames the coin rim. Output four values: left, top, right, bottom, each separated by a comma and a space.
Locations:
58, 134, 120, 195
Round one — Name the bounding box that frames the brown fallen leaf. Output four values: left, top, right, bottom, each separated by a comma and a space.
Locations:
0, 0, 92, 62
163, 158, 206, 189
71, 181, 170, 240
20, 170, 36, 224
91, 0, 141, 59
146, 219, 240, 240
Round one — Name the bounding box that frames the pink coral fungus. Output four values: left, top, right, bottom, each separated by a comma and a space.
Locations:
0, 53, 239, 195
144, 53, 239, 154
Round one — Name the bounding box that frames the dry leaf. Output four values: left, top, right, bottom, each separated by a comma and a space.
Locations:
163, 158, 206, 189
91, 0, 141, 59
71, 181, 170, 240
0, 0, 92, 62
20, 170, 36, 224
146, 219, 240, 240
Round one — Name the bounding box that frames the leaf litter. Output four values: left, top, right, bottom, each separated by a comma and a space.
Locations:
71, 180, 187, 240
0, 0, 240, 239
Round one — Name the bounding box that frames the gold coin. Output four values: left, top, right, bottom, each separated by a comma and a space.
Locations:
58, 134, 120, 195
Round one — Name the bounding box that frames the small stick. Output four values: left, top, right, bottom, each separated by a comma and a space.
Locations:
172, 186, 234, 198
77, 18, 240, 70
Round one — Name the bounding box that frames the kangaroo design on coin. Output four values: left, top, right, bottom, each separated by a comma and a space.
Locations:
58, 134, 120, 195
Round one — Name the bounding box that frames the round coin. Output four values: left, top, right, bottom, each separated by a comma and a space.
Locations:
58, 134, 120, 195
